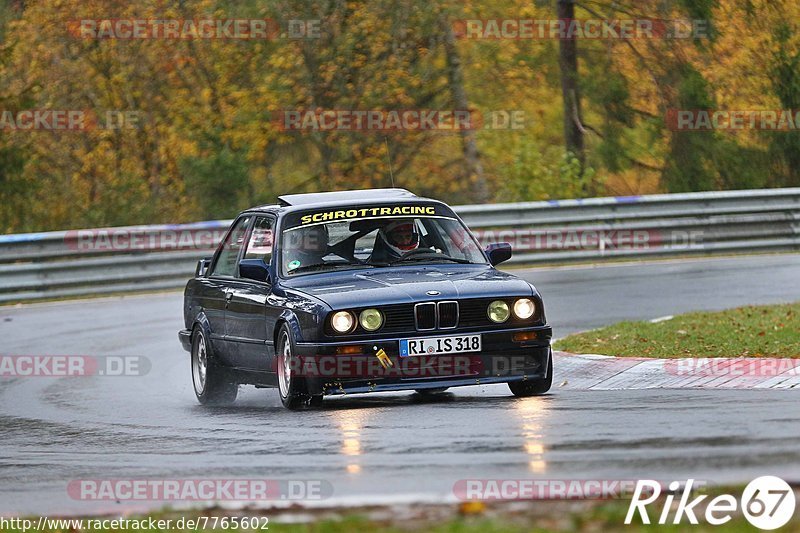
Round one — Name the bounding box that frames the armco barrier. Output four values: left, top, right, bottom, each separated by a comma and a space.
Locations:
1, 189, 799, 303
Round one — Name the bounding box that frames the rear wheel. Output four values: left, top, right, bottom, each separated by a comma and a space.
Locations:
508, 351, 553, 397
191, 328, 238, 405
277, 325, 321, 409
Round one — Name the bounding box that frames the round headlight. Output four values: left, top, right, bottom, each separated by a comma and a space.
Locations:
359, 309, 383, 331
487, 300, 510, 323
513, 298, 536, 320
331, 311, 355, 333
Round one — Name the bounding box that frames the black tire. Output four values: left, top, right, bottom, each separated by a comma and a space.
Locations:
508, 351, 553, 397
276, 325, 314, 410
191, 327, 238, 405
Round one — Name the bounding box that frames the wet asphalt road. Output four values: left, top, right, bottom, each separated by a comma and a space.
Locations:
1, 254, 799, 516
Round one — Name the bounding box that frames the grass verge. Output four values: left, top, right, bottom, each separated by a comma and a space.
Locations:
554, 302, 800, 358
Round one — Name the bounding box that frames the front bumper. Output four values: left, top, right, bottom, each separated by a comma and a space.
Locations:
293, 326, 552, 396
179, 329, 192, 352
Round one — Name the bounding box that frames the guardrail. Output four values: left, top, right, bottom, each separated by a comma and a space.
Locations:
1, 188, 799, 303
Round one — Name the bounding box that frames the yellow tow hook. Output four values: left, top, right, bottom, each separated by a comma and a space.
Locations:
374, 346, 393, 369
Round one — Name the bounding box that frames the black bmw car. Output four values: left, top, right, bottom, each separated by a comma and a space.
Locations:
179, 188, 553, 409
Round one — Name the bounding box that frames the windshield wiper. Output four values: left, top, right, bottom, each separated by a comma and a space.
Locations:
288, 263, 365, 275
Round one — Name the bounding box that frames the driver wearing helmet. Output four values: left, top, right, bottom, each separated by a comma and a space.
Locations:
285, 224, 329, 272
371, 219, 420, 263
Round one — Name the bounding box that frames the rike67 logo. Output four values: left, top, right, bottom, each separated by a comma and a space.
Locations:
626, 477, 796, 530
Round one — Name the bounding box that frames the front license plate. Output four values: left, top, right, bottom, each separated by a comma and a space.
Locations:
399, 334, 481, 357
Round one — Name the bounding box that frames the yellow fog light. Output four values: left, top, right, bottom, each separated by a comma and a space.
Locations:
513, 298, 536, 320
359, 309, 383, 331
331, 311, 355, 333
487, 300, 510, 323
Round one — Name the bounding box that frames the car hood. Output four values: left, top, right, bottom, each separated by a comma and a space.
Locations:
280, 265, 534, 309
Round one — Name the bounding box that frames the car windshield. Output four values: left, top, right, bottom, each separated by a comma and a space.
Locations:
280, 214, 487, 276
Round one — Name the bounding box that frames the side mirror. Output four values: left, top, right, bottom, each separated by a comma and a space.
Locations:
196, 258, 212, 277
485, 242, 512, 266
239, 258, 271, 283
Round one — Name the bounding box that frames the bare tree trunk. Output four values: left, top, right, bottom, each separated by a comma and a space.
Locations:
558, 0, 585, 170
441, 16, 489, 203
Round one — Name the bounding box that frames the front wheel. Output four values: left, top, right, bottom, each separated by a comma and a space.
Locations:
191, 328, 238, 405
277, 325, 320, 409
508, 351, 553, 397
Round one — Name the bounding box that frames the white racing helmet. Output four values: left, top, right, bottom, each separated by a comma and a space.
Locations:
378, 220, 419, 258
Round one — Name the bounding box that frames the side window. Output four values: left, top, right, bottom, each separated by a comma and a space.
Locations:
243, 216, 275, 263
210, 216, 251, 277
430, 218, 485, 262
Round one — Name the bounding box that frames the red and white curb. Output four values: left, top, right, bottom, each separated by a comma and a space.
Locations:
553, 351, 800, 390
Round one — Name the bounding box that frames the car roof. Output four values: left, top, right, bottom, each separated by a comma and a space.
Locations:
244, 188, 441, 215
278, 188, 417, 206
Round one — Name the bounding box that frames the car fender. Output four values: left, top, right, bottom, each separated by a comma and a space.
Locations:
526, 283, 547, 324
192, 311, 213, 338
180, 311, 213, 353
275, 309, 305, 345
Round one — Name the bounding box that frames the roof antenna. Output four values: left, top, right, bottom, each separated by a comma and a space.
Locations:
383, 136, 395, 188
